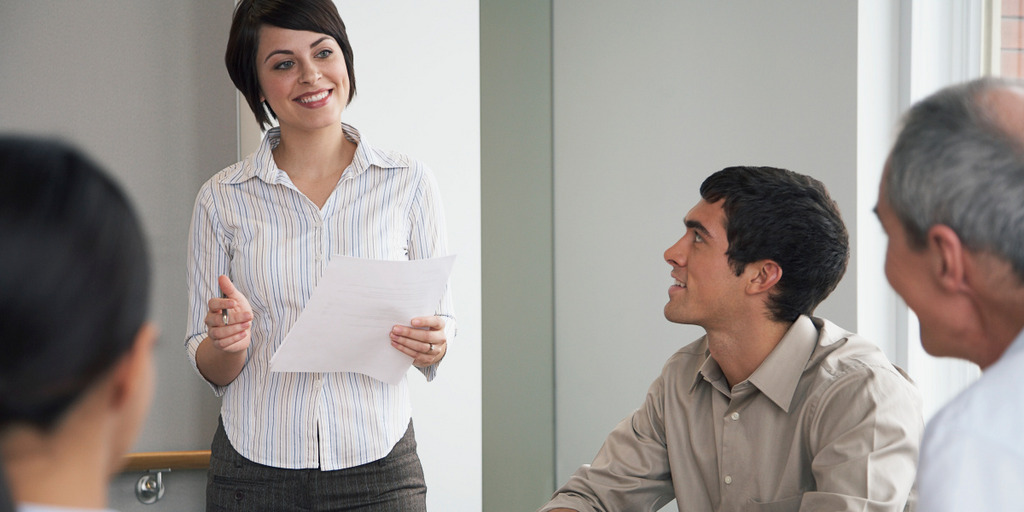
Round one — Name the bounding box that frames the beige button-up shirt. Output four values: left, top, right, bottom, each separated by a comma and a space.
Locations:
541, 316, 923, 512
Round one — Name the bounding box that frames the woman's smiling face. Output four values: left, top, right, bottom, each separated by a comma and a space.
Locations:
256, 25, 349, 133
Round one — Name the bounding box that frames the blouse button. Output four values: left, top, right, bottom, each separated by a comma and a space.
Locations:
730, 412, 740, 421
724, 475, 733, 485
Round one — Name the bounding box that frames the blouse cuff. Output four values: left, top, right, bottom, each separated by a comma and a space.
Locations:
185, 333, 228, 397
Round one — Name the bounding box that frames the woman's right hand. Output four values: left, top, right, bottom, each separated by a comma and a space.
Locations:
205, 275, 253, 353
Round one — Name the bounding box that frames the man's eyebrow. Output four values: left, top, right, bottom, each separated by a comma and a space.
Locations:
685, 219, 712, 239
263, 36, 333, 63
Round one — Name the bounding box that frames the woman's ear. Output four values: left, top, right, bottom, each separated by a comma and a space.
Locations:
108, 322, 158, 411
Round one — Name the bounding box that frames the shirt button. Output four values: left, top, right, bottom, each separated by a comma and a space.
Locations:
730, 412, 740, 421
724, 475, 733, 485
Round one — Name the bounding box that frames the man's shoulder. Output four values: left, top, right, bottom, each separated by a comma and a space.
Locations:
799, 318, 921, 413
799, 319, 922, 436
665, 336, 709, 362
932, 349, 1024, 436
810, 317, 904, 378
656, 336, 710, 378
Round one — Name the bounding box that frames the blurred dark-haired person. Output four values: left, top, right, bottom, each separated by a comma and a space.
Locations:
540, 167, 922, 512
876, 77, 1024, 511
185, 0, 454, 510
0, 136, 156, 511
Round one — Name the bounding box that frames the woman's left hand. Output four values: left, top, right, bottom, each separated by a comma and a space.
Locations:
390, 316, 447, 368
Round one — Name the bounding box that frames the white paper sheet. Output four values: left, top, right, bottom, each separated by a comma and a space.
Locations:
269, 254, 456, 384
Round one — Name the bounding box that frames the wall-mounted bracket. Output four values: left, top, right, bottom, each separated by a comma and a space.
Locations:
135, 468, 170, 505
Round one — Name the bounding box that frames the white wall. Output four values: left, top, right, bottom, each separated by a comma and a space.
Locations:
551, 0, 860, 487
856, 0, 906, 371
338, 2, 482, 510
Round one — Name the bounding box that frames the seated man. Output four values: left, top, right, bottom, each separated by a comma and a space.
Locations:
540, 166, 922, 512
0, 136, 157, 511
877, 76, 1024, 511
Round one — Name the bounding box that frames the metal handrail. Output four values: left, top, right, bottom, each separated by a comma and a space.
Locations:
120, 450, 210, 504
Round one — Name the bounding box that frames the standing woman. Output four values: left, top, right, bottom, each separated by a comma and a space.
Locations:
185, 1, 455, 510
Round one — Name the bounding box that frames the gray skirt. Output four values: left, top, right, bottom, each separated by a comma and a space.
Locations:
206, 417, 427, 511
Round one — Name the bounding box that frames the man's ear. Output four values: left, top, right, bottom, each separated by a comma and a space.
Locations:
927, 225, 968, 292
108, 322, 158, 410
747, 260, 782, 295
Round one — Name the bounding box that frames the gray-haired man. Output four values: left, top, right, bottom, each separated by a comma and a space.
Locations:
876, 76, 1024, 510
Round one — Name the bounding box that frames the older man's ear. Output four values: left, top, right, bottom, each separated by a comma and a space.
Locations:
926, 225, 969, 294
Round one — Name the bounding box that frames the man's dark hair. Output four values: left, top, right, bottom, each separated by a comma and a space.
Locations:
0, 136, 150, 430
700, 166, 849, 322
225, 0, 357, 130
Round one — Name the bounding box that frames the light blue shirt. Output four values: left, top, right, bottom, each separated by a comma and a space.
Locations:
917, 328, 1024, 510
185, 123, 455, 470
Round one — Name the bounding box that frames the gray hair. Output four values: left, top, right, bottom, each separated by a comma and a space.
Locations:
885, 76, 1024, 281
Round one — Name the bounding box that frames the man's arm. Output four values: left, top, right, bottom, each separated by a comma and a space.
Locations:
538, 373, 675, 512
802, 366, 924, 511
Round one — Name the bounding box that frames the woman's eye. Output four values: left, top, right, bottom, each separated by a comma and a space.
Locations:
316, 49, 333, 58
274, 60, 294, 70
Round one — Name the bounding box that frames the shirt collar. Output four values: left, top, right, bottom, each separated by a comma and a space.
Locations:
690, 315, 820, 412
346, 123, 409, 175
690, 344, 732, 397
218, 126, 282, 185
218, 123, 408, 186
747, 315, 819, 412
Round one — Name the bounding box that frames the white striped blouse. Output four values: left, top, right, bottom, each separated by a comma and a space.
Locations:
185, 123, 455, 470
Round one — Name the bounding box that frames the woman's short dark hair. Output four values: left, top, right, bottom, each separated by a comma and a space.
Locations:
0, 136, 150, 431
700, 166, 849, 323
225, 0, 357, 130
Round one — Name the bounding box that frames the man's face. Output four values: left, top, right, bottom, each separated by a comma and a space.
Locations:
875, 178, 959, 358
663, 199, 751, 330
